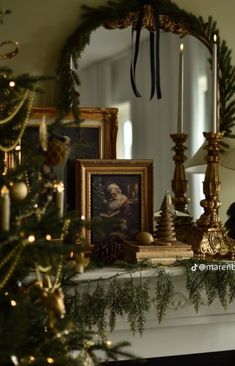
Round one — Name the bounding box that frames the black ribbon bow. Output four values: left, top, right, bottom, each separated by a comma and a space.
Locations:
130, 4, 162, 100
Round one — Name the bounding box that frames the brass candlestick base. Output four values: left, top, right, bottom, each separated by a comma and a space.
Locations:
170, 133, 190, 214
192, 132, 235, 259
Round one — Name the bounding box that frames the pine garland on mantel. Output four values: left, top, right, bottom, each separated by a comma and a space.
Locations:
58, 0, 235, 136
63, 259, 235, 336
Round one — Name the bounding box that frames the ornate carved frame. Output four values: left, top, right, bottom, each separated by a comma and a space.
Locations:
76, 159, 153, 248
30, 106, 118, 159
57, 0, 235, 137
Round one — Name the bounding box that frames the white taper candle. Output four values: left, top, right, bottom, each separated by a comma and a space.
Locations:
177, 43, 184, 133
0, 186, 10, 231
56, 182, 64, 219
212, 34, 218, 132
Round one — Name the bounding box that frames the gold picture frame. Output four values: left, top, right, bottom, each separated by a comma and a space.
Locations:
76, 159, 153, 248
27, 107, 118, 210
29, 106, 118, 159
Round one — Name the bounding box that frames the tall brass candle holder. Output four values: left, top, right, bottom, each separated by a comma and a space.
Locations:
192, 132, 235, 259
170, 133, 190, 214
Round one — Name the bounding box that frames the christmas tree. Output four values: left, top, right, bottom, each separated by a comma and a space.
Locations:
0, 9, 130, 366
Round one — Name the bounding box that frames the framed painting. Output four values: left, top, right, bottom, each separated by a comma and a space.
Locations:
24, 107, 118, 210
76, 159, 153, 248
29, 107, 118, 159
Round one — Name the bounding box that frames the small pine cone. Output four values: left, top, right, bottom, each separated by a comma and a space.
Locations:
45, 137, 67, 166
92, 240, 123, 265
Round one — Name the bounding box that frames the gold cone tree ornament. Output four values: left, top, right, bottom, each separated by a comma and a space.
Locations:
155, 193, 177, 246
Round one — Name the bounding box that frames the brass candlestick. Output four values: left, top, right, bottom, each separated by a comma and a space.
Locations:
170, 133, 190, 214
192, 132, 235, 258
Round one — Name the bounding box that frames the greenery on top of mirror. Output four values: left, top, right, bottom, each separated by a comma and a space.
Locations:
58, 0, 235, 137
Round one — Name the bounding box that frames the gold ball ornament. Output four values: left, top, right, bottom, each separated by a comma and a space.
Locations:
135, 231, 154, 245
10, 182, 28, 201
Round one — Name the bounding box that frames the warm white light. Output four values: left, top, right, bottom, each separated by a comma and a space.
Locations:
10, 355, 19, 366
15, 145, 21, 151
1, 185, 9, 195
106, 340, 112, 346
46, 357, 55, 364
9, 81, 15, 87
213, 34, 217, 43
45, 234, 52, 241
57, 182, 64, 193
180, 43, 184, 51
28, 235, 35, 243
81, 215, 85, 220
10, 300, 17, 307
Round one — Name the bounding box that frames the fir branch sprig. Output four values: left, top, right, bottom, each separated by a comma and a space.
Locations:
154, 268, 174, 322
107, 278, 125, 331
184, 262, 205, 312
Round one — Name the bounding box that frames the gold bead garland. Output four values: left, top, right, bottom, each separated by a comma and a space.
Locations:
0, 89, 29, 125
0, 89, 35, 152
0, 243, 24, 290
60, 218, 70, 240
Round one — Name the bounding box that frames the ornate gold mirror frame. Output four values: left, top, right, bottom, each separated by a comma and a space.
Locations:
57, 0, 235, 137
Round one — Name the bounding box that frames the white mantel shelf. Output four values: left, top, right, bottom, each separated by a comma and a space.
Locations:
69, 266, 235, 359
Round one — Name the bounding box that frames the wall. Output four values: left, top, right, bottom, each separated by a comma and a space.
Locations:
2, 0, 235, 222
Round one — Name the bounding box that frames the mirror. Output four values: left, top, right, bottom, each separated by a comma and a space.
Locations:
57, 0, 235, 220
78, 28, 211, 217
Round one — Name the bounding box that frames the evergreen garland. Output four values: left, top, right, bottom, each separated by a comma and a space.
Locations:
154, 268, 174, 321
58, 0, 235, 136
64, 259, 235, 336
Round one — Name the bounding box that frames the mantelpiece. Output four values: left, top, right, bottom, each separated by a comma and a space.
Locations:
68, 266, 235, 359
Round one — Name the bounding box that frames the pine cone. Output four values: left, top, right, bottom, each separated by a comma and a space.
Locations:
45, 137, 67, 166
92, 240, 123, 265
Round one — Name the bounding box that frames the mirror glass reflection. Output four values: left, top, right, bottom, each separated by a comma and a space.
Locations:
78, 27, 211, 218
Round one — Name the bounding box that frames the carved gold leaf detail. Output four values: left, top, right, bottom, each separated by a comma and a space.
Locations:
103, 7, 188, 35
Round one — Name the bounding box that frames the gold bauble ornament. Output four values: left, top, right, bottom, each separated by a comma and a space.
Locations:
10, 181, 28, 200
135, 231, 153, 245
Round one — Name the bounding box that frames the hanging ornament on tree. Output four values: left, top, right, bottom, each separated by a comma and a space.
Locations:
45, 137, 67, 166
34, 264, 66, 329
9, 181, 28, 201
39, 115, 48, 152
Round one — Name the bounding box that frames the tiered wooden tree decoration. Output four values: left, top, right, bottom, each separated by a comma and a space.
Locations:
153, 193, 193, 260
155, 193, 177, 246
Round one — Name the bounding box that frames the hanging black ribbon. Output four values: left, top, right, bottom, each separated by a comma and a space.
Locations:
130, 4, 162, 100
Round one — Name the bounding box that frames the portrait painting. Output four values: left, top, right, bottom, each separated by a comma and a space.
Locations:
76, 159, 153, 247
91, 174, 141, 243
